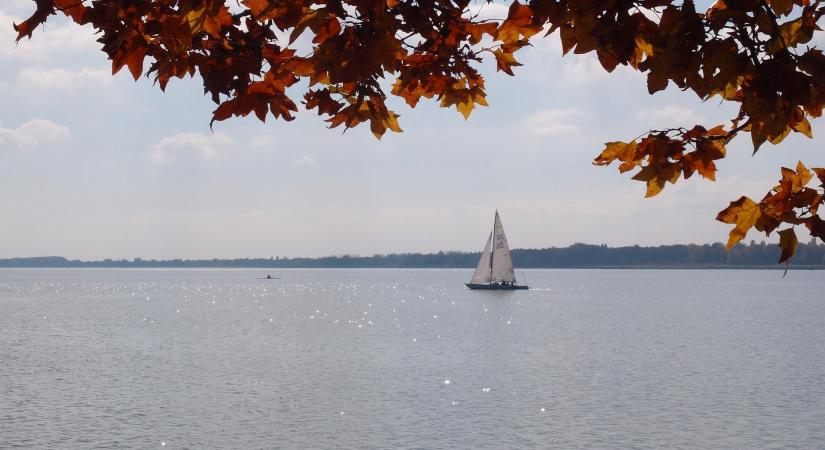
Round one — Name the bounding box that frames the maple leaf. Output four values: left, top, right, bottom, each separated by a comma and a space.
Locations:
187, 5, 232, 38
807, 216, 825, 240
782, 161, 814, 194
717, 197, 762, 250
777, 228, 798, 264
593, 141, 638, 166
492, 49, 522, 76
496, 1, 542, 45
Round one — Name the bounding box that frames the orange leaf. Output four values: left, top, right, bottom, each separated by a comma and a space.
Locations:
593, 141, 637, 166
781, 161, 814, 193
124, 46, 147, 80
493, 50, 521, 76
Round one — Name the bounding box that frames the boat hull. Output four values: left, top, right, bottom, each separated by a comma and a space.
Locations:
465, 283, 529, 290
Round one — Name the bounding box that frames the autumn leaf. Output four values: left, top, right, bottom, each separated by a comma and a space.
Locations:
717, 197, 762, 250
593, 141, 638, 166
777, 228, 798, 263
493, 49, 522, 75
766, 17, 814, 54
807, 216, 825, 240
783, 161, 813, 193
497, 1, 541, 44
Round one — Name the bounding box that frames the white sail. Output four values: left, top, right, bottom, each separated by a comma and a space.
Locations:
470, 232, 493, 284
491, 211, 516, 283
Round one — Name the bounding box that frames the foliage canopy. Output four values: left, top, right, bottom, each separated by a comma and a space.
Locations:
14, 0, 825, 262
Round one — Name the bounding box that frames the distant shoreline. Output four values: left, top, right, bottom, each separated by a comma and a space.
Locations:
1, 265, 823, 270
2, 242, 824, 269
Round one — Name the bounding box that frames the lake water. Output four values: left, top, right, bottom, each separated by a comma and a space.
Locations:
1, 268, 823, 448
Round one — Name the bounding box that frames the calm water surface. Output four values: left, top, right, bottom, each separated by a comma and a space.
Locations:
1, 268, 823, 448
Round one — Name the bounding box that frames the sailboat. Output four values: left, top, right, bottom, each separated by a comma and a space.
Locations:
465, 211, 528, 290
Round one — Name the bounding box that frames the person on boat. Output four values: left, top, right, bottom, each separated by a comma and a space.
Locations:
266, 274, 272, 279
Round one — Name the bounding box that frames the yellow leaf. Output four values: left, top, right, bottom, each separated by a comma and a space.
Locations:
792, 116, 813, 138
187, 7, 206, 34
790, 161, 813, 192
766, 18, 812, 54
634, 35, 654, 57
645, 177, 665, 198
456, 100, 474, 119
716, 196, 761, 249
769, 126, 790, 145
593, 141, 636, 165
385, 112, 402, 133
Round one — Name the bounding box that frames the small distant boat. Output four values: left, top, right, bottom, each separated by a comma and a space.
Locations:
257, 274, 280, 280
466, 211, 528, 290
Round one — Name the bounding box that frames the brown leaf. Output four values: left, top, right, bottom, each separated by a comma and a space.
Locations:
806, 216, 825, 241
777, 227, 798, 263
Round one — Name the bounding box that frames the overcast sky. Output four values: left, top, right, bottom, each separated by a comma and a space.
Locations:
1, 0, 823, 259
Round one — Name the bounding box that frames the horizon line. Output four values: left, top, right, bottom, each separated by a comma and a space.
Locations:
2, 239, 809, 262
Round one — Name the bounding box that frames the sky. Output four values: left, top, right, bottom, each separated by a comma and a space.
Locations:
1, 0, 823, 260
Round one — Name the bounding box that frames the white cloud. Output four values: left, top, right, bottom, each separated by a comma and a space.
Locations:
635, 105, 707, 129
149, 131, 232, 163
561, 54, 610, 85
0, 118, 70, 151
249, 135, 274, 148
525, 108, 584, 136
295, 154, 317, 167
16, 66, 111, 90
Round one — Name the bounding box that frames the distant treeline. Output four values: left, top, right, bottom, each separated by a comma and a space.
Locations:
2, 241, 824, 269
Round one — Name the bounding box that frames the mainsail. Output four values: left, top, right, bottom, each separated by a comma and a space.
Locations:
491, 212, 516, 283
470, 232, 493, 284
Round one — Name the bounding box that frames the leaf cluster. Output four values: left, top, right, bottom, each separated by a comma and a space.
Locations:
717, 162, 825, 263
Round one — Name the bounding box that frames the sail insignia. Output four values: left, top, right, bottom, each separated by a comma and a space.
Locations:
491, 212, 516, 283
